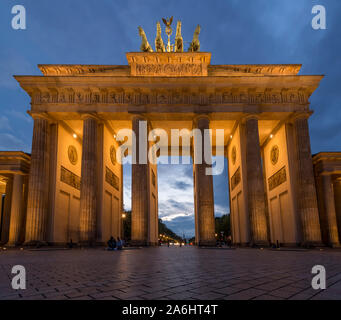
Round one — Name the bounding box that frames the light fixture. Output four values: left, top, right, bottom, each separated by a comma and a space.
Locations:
230, 135, 233, 139
113, 134, 117, 139
270, 134, 273, 139
73, 133, 77, 139
122, 213, 126, 219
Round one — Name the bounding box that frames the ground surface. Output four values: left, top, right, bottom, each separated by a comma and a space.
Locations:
0, 246, 340, 300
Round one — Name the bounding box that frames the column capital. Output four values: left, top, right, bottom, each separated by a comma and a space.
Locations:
131, 114, 147, 122
193, 114, 211, 128
289, 111, 313, 123
241, 113, 260, 123
0, 174, 13, 182
29, 112, 54, 122
80, 113, 100, 121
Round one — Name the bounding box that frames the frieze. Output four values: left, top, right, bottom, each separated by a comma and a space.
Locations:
60, 166, 81, 190
268, 166, 287, 191
208, 64, 301, 76
31, 88, 310, 106
270, 145, 280, 165
231, 166, 241, 191
105, 166, 119, 190
135, 63, 203, 76
38, 63, 300, 77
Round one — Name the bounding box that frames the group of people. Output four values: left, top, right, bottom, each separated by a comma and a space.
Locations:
107, 236, 124, 251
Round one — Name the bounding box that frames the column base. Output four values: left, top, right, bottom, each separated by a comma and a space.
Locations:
148, 241, 159, 246
301, 241, 324, 249
5, 241, 24, 247
198, 240, 216, 247
78, 240, 101, 247
130, 240, 148, 247
24, 240, 48, 248
328, 242, 340, 248
250, 240, 270, 248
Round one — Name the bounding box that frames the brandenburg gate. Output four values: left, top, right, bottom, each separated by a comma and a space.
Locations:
1, 20, 339, 248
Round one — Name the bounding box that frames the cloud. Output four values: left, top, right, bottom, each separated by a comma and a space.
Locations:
5, 110, 32, 124
163, 215, 196, 238
172, 180, 192, 190
0, 133, 27, 151
0, 116, 12, 132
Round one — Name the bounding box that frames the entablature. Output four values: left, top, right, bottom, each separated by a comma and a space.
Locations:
14, 75, 322, 109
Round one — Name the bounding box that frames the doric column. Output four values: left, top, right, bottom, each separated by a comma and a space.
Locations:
293, 114, 322, 245
244, 116, 268, 245
25, 115, 50, 244
79, 114, 98, 244
131, 115, 149, 246
0, 176, 13, 244
193, 116, 215, 246
8, 175, 25, 246
321, 174, 339, 246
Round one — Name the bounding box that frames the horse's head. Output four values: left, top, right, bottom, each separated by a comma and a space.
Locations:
156, 22, 162, 36
176, 21, 182, 36
138, 26, 144, 37
195, 25, 201, 36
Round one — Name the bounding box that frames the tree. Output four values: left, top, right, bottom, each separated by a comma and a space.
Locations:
215, 214, 231, 240
122, 212, 182, 242
122, 210, 132, 240
158, 219, 182, 242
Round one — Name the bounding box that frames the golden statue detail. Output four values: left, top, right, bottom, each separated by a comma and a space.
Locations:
188, 24, 201, 52
138, 19, 201, 53
155, 22, 166, 52
174, 21, 183, 53
162, 16, 173, 35
162, 16, 174, 52
138, 26, 153, 52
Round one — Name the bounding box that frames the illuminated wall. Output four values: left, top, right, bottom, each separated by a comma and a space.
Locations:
228, 125, 250, 245
263, 124, 301, 245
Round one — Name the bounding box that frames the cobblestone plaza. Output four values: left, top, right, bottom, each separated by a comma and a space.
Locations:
1, 247, 340, 300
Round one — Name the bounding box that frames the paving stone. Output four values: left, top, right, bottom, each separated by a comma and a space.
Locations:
1, 246, 341, 300
223, 288, 267, 300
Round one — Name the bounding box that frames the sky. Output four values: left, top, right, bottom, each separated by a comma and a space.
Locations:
0, 0, 340, 237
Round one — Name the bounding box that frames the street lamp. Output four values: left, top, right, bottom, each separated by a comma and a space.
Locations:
121, 213, 127, 239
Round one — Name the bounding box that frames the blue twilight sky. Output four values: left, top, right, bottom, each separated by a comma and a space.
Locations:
0, 0, 340, 237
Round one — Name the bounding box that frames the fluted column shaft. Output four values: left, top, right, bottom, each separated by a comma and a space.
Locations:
8, 175, 24, 245
293, 116, 322, 244
244, 117, 268, 245
0, 176, 13, 244
321, 175, 339, 246
80, 116, 98, 244
193, 116, 215, 246
131, 116, 149, 245
25, 117, 50, 244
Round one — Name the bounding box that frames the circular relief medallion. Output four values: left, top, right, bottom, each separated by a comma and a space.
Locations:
68, 145, 78, 165
110, 145, 116, 165
270, 145, 279, 165
231, 146, 237, 165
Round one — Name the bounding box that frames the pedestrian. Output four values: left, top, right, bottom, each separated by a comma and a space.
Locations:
107, 236, 116, 250
117, 237, 123, 250
226, 235, 232, 248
